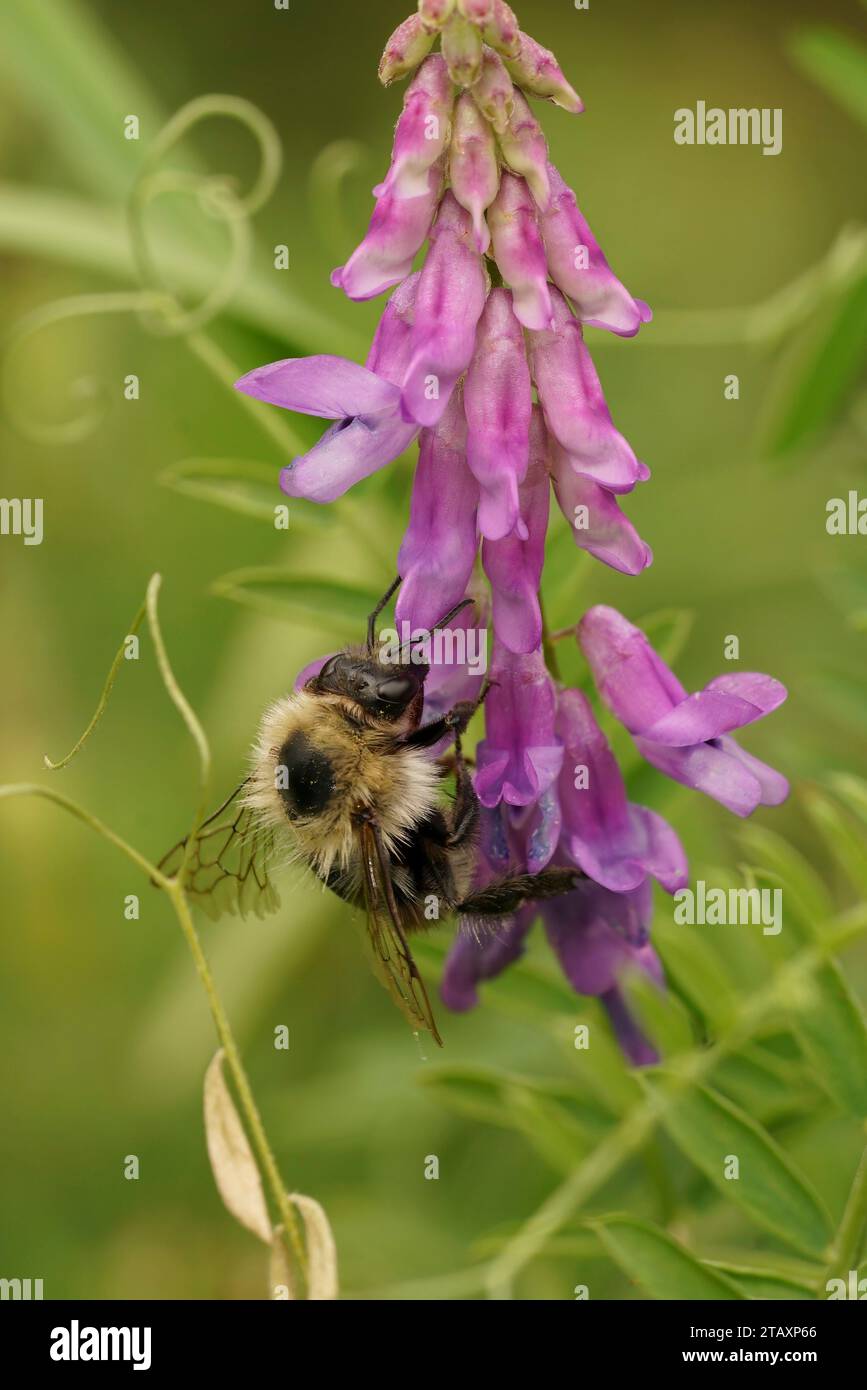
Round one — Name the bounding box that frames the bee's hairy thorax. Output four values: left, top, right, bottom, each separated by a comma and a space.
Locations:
244, 690, 443, 889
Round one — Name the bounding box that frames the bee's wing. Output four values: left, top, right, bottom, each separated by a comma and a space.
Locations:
157, 780, 281, 921
358, 818, 443, 1047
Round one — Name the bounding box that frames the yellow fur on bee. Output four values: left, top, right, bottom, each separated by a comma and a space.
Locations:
243, 690, 441, 882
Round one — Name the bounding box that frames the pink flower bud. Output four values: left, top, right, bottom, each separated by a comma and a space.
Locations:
449, 92, 500, 253
331, 158, 444, 301
482, 0, 520, 58
464, 287, 532, 542
496, 88, 550, 209
442, 14, 484, 86
470, 46, 514, 134
374, 56, 455, 201
487, 172, 553, 331
400, 192, 488, 427
529, 288, 647, 492
540, 163, 651, 336
458, 0, 494, 24
379, 14, 435, 86
505, 31, 583, 114
418, 0, 456, 33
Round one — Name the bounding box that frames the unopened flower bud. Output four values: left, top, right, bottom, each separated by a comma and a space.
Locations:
418, 0, 456, 33
465, 287, 532, 542
471, 46, 514, 134
482, 0, 520, 58
374, 56, 455, 201
505, 31, 583, 114
379, 14, 435, 86
496, 88, 549, 208
458, 0, 494, 25
449, 92, 500, 253
442, 14, 484, 86
487, 172, 553, 331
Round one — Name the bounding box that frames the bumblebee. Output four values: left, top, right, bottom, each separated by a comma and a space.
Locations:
159, 579, 580, 1044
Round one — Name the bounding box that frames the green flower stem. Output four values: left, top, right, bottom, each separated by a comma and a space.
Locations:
820, 1135, 867, 1290
166, 883, 308, 1282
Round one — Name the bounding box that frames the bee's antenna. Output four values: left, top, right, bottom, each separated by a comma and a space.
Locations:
366, 575, 402, 652
394, 597, 477, 657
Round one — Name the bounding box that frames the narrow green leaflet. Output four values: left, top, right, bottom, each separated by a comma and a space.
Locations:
590, 1216, 745, 1300
211, 569, 383, 637
794, 961, 867, 1117
161, 458, 326, 527
802, 788, 867, 899
643, 1074, 833, 1256
706, 1260, 817, 1301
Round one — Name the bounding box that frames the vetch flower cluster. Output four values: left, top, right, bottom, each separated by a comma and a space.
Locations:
235, 1, 789, 1062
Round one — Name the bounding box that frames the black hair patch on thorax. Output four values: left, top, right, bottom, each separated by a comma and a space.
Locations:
276, 730, 336, 819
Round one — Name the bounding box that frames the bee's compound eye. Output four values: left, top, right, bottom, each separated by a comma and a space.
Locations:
377, 676, 416, 705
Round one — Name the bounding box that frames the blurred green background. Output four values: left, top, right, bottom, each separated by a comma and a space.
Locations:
1, 0, 867, 1300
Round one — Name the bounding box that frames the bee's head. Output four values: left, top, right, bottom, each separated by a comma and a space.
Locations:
307, 652, 428, 723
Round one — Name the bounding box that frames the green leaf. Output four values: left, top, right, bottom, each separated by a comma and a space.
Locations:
160, 458, 283, 522
211, 569, 382, 637
590, 1216, 745, 1300
737, 823, 834, 938
827, 772, 867, 825
759, 268, 867, 459
643, 1074, 833, 1256
706, 1260, 816, 1300
801, 787, 867, 898
793, 961, 867, 1117
788, 28, 867, 132
657, 928, 740, 1032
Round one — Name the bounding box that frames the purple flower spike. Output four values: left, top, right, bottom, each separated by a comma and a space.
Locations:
474, 643, 564, 808
504, 31, 584, 114
449, 92, 500, 254
496, 89, 550, 209
530, 288, 647, 493
481, 406, 549, 653
488, 172, 553, 331
471, 45, 514, 134
400, 191, 488, 427
331, 158, 444, 301
396, 388, 480, 634
556, 688, 688, 894
578, 606, 790, 817
374, 57, 455, 201
548, 429, 652, 576
541, 164, 651, 337
464, 286, 532, 542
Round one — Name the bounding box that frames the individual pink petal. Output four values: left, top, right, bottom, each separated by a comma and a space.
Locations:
471, 45, 514, 133
279, 411, 418, 503
634, 737, 774, 818
578, 605, 688, 732
464, 287, 532, 541
504, 31, 583, 113
549, 436, 652, 575
481, 406, 549, 653
530, 289, 645, 490
399, 192, 488, 427
374, 57, 454, 200
541, 164, 651, 337
396, 389, 480, 634
235, 355, 400, 418
331, 158, 444, 301
705, 673, 788, 718
488, 172, 553, 330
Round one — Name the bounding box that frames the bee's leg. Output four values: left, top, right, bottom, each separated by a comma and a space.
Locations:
446, 735, 480, 848
403, 679, 494, 752
365, 575, 402, 651
456, 867, 583, 918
